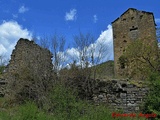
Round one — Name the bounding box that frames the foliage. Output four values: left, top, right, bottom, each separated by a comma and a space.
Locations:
5, 66, 52, 107
124, 38, 159, 79
0, 65, 5, 74
0, 101, 53, 120
143, 72, 160, 119
0, 83, 146, 120
90, 60, 114, 79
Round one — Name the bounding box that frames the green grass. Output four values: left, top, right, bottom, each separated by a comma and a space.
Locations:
0, 101, 54, 120
0, 83, 146, 120
89, 60, 114, 80
0, 101, 146, 120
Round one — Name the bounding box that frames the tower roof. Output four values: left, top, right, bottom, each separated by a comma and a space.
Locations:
111, 8, 156, 26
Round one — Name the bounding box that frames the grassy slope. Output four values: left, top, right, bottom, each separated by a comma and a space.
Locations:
91, 60, 114, 79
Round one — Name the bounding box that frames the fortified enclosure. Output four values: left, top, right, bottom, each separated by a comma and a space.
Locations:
0, 39, 149, 113
112, 8, 157, 77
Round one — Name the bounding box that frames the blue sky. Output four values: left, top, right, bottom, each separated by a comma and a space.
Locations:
0, 0, 160, 63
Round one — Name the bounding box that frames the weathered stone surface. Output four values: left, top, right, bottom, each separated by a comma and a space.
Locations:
67, 77, 149, 113
4, 38, 53, 102
112, 8, 157, 77
0, 78, 7, 97
120, 93, 126, 98
89, 79, 148, 113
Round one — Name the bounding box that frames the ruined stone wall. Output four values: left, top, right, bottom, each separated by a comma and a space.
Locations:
68, 77, 148, 113
4, 38, 53, 100
0, 38, 149, 113
92, 80, 148, 113
112, 8, 157, 77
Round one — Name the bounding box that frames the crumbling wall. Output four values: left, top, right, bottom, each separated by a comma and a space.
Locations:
4, 38, 53, 102
92, 79, 148, 113
1, 38, 148, 112
67, 77, 148, 113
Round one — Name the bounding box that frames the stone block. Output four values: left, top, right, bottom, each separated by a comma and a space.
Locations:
120, 93, 126, 98
127, 103, 137, 106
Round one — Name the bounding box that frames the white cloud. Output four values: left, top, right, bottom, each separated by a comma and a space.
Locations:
155, 18, 160, 23
96, 25, 113, 62
0, 44, 7, 55
0, 21, 32, 60
66, 48, 79, 61
93, 15, 98, 23
65, 25, 113, 67
158, 43, 160, 48
19, 5, 29, 13
65, 9, 77, 21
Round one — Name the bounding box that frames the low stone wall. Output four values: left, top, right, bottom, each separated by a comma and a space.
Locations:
1, 74, 149, 113
67, 77, 149, 113
92, 80, 149, 113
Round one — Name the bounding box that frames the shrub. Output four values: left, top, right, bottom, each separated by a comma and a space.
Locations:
143, 72, 160, 119
1, 101, 54, 120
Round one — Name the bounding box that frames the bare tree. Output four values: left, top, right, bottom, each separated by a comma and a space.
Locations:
73, 33, 94, 77
74, 33, 94, 67
157, 27, 160, 45
38, 34, 66, 75
31, 32, 38, 43
0, 54, 8, 66
73, 32, 107, 79
0, 54, 7, 74
39, 35, 50, 49
51, 34, 66, 74
89, 41, 107, 79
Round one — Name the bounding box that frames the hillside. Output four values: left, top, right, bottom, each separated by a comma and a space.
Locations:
91, 60, 114, 79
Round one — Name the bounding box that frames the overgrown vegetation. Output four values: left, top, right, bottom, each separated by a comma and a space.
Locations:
1, 29, 160, 119
90, 60, 114, 79
0, 82, 146, 120
0, 65, 5, 75
143, 72, 160, 119
121, 37, 160, 79
119, 33, 160, 119
0, 54, 7, 75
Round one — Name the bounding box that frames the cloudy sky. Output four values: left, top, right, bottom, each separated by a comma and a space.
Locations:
0, 0, 160, 63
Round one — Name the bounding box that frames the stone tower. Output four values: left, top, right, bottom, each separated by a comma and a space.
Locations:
112, 8, 156, 77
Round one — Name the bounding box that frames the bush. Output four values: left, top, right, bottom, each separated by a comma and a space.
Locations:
47, 82, 145, 120
143, 72, 160, 119
48, 83, 86, 119
0, 81, 146, 120
0, 101, 54, 120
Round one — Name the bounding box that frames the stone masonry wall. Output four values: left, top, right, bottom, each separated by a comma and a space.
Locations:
0, 38, 149, 112
67, 77, 149, 113
92, 79, 149, 113
112, 8, 157, 77
4, 38, 53, 100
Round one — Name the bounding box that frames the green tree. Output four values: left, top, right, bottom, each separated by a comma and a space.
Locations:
123, 37, 159, 79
